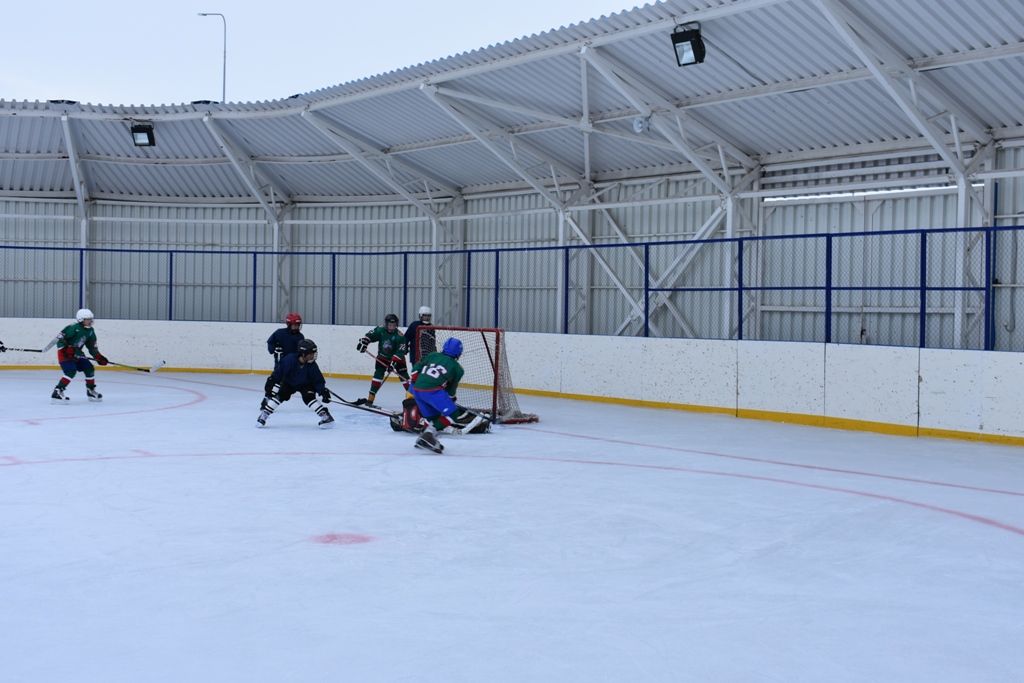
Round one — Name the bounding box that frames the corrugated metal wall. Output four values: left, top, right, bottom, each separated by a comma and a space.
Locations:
2, 151, 1023, 349
0, 199, 79, 317
993, 144, 1024, 351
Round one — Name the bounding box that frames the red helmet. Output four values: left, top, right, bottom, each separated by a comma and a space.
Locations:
284, 312, 302, 326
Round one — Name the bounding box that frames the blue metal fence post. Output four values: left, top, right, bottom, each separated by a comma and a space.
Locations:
643, 244, 650, 338
330, 253, 337, 325
402, 252, 409, 324
563, 247, 570, 335
251, 253, 258, 323
737, 239, 744, 341
824, 235, 833, 343
494, 250, 500, 328
465, 250, 472, 327
984, 228, 993, 350
78, 249, 85, 309
919, 232, 928, 347
168, 252, 174, 321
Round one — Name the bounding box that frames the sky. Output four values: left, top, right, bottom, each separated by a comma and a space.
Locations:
1, 0, 639, 107
2, 369, 1023, 680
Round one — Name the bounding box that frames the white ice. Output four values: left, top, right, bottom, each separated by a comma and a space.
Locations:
1, 369, 1023, 682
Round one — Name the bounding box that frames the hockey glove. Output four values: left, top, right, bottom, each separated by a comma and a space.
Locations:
0, 341, 6, 353
320, 388, 331, 404
94, 352, 109, 366
356, 336, 370, 353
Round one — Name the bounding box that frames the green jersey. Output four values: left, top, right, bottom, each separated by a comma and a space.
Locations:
365, 326, 406, 360
56, 322, 99, 361
412, 351, 464, 396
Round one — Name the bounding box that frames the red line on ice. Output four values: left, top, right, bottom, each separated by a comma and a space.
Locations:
520, 425, 1024, 497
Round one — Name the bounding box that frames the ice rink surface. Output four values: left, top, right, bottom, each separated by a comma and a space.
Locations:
1, 368, 1023, 682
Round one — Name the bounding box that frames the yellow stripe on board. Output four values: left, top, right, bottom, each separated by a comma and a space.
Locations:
4, 365, 1023, 446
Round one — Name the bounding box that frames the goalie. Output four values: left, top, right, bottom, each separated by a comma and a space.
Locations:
390, 396, 489, 435
406, 337, 488, 453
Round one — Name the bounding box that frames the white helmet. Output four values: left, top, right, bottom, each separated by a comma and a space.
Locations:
418, 306, 432, 318
75, 308, 94, 322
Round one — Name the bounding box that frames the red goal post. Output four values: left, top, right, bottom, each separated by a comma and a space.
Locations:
414, 325, 539, 424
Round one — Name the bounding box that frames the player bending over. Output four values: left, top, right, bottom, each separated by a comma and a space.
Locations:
50, 308, 109, 402
262, 312, 304, 409
257, 339, 335, 428
408, 337, 487, 453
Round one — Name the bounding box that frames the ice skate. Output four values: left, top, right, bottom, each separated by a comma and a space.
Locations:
317, 409, 335, 429
86, 386, 103, 402
414, 430, 444, 453
256, 409, 271, 427
51, 386, 69, 403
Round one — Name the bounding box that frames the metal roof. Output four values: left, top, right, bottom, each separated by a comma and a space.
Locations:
0, 0, 1022, 206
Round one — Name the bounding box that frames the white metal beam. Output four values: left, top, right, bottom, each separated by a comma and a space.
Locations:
421, 85, 569, 210
202, 115, 285, 222
579, 46, 757, 171
816, 1, 990, 142
302, 109, 444, 221
815, 0, 969, 174
581, 46, 734, 196
59, 114, 90, 220
301, 109, 462, 198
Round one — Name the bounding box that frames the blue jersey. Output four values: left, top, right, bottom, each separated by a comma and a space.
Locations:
270, 352, 326, 392
267, 328, 304, 356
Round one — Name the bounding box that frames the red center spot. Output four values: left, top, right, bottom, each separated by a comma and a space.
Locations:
310, 532, 374, 545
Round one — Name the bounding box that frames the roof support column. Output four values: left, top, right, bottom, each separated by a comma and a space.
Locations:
59, 113, 93, 303
202, 114, 290, 319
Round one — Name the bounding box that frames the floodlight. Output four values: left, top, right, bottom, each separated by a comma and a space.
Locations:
671, 22, 706, 67
131, 123, 155, 147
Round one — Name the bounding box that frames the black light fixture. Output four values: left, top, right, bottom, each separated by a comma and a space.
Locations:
671, 22, 706, 67
131, 123, 155, 147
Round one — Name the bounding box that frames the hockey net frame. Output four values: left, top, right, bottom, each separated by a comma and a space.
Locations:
415, 325, 538, 424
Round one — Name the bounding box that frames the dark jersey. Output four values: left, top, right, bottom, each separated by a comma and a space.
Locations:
412, 351, 464, 396
56, 323, 99, 362
365, 326, 406, 360
404, 321, 436, 365
267, 328, 304, 357
271, 352, 326, 392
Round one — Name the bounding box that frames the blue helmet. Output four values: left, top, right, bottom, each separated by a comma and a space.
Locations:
442, 337, 463, 358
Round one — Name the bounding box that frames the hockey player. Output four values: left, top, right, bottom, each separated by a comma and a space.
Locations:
50, 308, 108, 402
262, 312, 304, 408
404, 305, 435, 366
257, 339, 334, 428
355, 313, 410, 406
408, 337, 487, 453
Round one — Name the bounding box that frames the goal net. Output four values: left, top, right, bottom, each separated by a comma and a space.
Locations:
414, 326, 539, 424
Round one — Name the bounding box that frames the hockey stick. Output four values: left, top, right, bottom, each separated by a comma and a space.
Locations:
87, 358, 166, 373
456, 404, 494, 424
329, 389, 398, 417
0, 337, 59, 353
0, 341, 45, 353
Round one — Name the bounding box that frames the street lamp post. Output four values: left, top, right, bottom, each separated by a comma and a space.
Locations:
198, 12, 227, 103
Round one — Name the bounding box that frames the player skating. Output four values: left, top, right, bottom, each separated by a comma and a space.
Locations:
262, 312, 304, 409
50, 308, 108, 403
355, 313, 410, 406
408, 337, 487, 453
257, 339, 335, 428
